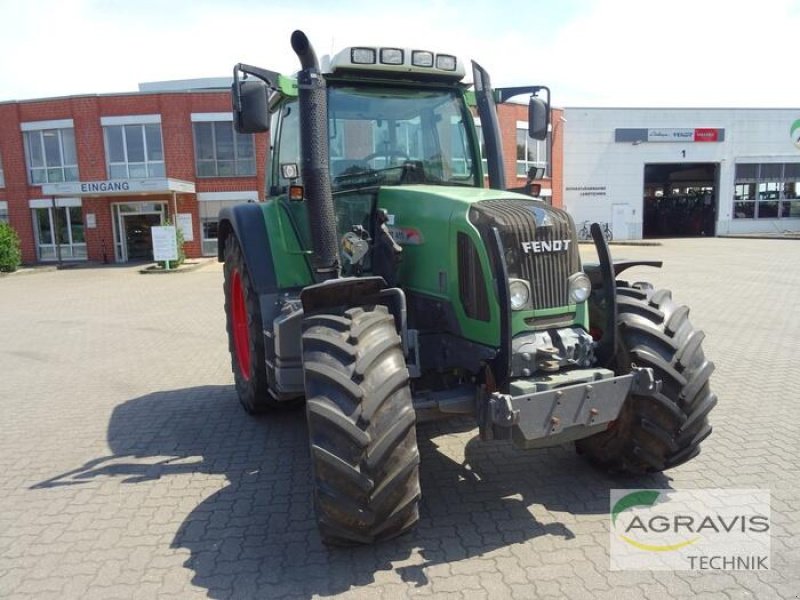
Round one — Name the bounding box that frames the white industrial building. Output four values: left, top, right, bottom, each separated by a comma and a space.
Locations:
562, 108, 800, 240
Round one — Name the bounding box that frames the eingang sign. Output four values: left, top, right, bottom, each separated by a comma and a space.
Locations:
41, 178, 196, 197
79, 180, 131, 193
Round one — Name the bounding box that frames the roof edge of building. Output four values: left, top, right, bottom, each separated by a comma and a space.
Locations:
0, 80, 231, 107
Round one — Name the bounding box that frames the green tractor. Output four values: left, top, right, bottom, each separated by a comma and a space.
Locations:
219, 30, 716, 546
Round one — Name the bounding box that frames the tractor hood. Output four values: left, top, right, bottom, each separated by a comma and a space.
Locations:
379, 184, 532, 207
376, 184, 580, 349
376, 184, 538, 297
377, 185, 564, 247
376, 184, 546, 281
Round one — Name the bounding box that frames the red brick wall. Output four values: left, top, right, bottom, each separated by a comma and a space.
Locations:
551, 108, 564, 209
0, 88, 561, 264
0, 90, 269, 263
82, 197, 114, 263
72, 97, 105, 180
0, 102, 36, 262
495, 104, 564, 208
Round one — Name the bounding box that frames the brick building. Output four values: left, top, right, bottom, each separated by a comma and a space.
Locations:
0, 82, 562, 265
491, 103, 564, 207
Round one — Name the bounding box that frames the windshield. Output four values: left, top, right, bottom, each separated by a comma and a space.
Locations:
327, 84, 479, 191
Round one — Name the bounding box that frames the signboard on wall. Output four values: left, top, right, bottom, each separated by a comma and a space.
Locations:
566, 185, 607, 197
151, 226, 178, 262
615, 128, 725, 143
177, 213, 194, 242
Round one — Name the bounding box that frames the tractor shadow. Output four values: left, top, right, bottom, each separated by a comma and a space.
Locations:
32, 385, 672, 599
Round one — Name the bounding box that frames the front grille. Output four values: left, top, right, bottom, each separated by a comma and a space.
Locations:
470, 200, 579, 310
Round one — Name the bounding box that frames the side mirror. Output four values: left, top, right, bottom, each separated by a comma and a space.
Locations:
232, 80, 269, 134
528, 96, 549, 141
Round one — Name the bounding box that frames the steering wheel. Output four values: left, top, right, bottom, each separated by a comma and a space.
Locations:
362, 149, 410, 164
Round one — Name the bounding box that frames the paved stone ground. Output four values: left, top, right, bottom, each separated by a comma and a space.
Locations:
0, 238, 798, 599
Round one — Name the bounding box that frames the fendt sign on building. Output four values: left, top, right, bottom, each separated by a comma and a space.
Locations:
614, 128, 725, 143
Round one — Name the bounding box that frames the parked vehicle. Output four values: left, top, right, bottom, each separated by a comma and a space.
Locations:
218, 31, 717, 545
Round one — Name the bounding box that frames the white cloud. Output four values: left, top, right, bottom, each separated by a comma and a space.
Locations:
0, 0, 798, 107
545, 0, 800, 106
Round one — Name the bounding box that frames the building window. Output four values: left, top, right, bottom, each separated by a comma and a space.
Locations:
448, 117, 473, 177
473, 122, 488, 177
275, 104, 300, 190
31, 204, 86, 261
516, 124, 549, 177
198, 195, 256, 255
0, 201, 8, 223
193, 122, 255, 177
0, 152, 5, 187
734, 163, 800, 219
104, 123, 165, 179
23, 128, 79, 184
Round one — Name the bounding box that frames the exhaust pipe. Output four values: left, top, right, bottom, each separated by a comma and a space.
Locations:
290, 30, 339, 281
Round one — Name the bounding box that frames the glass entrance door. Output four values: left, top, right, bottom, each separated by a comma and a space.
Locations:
123, 213, 161, 261
112, 202, 166, 262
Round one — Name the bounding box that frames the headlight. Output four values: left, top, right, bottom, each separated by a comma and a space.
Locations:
351, 47, 377, 64
568, 272, 591, 303
509, 279, 531, 311
411, 50, 434, 67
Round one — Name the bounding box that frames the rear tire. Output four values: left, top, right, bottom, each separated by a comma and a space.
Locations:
302, 305, 420, 545
576, 285, 716, 473
223, 235, 280, 413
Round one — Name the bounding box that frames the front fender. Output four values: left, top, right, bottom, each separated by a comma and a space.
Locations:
217, 203, 278, 295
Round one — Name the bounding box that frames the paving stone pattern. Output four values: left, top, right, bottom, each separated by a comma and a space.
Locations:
0, 238, 798, 599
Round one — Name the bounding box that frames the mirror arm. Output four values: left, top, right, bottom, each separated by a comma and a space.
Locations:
234, 63, 281, 90
494, 85, 549, 104
232, 63, 282, 112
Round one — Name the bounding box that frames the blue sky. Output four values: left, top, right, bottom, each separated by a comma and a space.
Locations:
1, 0, 798, 107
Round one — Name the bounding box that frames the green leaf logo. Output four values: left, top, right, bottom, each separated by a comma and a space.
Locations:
612, 490, 660, 525
792, 119, 800, 150
612, 490, 700, 552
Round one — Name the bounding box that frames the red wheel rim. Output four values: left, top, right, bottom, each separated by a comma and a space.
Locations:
231, 269, 251, 381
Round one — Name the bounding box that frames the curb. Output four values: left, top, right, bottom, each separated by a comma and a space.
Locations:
138, 260, 212, 275
578, 240, 662, 247
718, 234, 800, 241
0, 265, 59, 277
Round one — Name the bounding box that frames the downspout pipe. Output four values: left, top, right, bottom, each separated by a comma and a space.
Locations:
290, 30, 339, 281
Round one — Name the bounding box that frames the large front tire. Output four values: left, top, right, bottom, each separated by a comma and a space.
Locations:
302, 305, 420, 545
223, 235, 280, 414
576, 285, 716, 473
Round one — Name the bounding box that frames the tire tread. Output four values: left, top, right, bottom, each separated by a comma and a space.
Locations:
302, 305, 420, 546
576, 285, 716, 474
